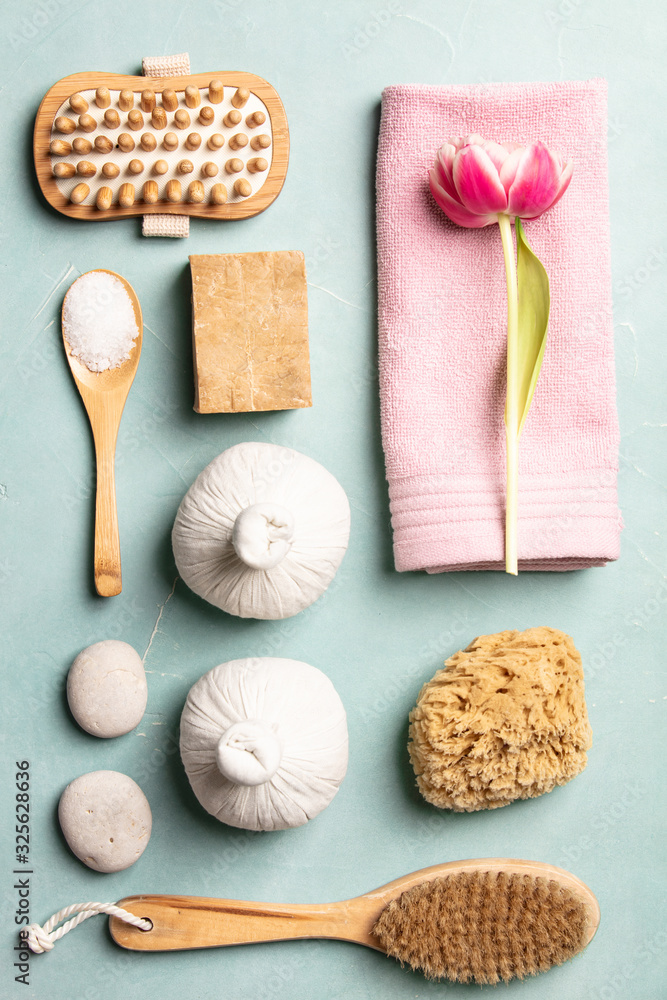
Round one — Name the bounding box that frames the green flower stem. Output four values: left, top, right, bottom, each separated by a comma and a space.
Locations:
498, 214, 519, 576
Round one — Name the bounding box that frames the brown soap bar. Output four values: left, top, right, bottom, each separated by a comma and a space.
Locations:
190, 252, 312, 414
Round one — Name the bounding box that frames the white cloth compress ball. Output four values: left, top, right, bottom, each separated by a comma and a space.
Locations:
172, 442, 351, 620
180, 657, 349, 831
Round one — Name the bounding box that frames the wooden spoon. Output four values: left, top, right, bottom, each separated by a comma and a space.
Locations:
110, 858, 600, 955
62, 269, 142, 597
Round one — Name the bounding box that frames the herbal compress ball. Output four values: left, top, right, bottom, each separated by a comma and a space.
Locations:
180, 657, 349, 831
172, 442, 350, 620
408, 627, 592, 812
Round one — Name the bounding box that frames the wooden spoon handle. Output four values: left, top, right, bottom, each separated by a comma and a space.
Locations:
111, 894, 372, 952
92, 410, 121, 596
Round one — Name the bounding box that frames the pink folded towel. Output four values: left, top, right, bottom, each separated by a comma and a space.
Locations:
376, 79, 622, 572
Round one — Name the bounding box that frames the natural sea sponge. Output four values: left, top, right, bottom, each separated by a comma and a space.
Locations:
408, 627, 592, 812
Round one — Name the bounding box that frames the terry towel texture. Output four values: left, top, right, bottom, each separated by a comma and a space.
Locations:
376, 79, 622, 572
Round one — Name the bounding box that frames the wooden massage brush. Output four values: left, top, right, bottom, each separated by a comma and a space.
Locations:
34, 72, 288, 221
107, 859, 600, 985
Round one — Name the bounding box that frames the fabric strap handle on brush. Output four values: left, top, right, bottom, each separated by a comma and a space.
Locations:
141, 52, 191, 238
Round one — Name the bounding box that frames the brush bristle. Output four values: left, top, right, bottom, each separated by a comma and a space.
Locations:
372, 870, 589, 984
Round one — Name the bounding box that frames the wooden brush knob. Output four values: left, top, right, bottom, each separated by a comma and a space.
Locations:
208, 79, 223, 103
185, 133, 202, 151
128, 159, 144, 175
142, 180, 159, 204
153, 159, 168, 175
250, 134, 271, 151
69, 93, 88, 114
49, 139, 71, 156
96, 186, 113, 210
77, 160, 97, 177
228, 133, 248, 151
118, 183, 135, 207
162, 89, 178, 111
119, 89, 134, 111
53, 162, 76, 178
117, 133, 135, 152
207, 133, 224, 150
163, 132, 179, 151
78, 114, 96, 133
70, 183, 89, 204
245, 111, 266, 129
102, 162, 120, 179
231, 87, 250, 109
247, 157, 268, 173
104, 109, 120, 129
166, 179, 181, 203
198, 106, 215, 126
234, 178, 252, 198
225, 157, 243, 174
128, 110, 144, 131
202, 161, 218, 177
177, 159, 194, 175
151, 108, 167, 130
95, 86, 110, 109
210, 183, 227, 204
54, 116, 76, 134
184, 85, 201, 108
223, 109, 241, 128
94, 135, 114, 154
72, 137, 93, 155
140, 133, 157, 152
141, 89, 156, 113
187, 180, 205, 203
174, 109, 190, 130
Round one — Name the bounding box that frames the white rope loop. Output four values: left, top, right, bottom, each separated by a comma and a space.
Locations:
21, 902, 151, 954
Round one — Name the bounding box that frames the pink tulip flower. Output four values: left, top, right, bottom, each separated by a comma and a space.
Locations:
429, 134, 573, 228
428, 134, 573, 574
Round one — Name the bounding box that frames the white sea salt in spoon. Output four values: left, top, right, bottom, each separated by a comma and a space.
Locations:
62, 270, 138, 372
62, 270, 143, 596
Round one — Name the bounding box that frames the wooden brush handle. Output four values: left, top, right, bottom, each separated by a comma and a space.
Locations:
110, 894, 375, 952
110, 862, 600, 957
92, 408, 121, 597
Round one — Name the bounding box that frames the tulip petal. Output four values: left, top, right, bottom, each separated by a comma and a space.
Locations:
480, 139, 510, 173
452, 144, 508, 216
429, 168, 499, 228
507, 142, 561, 219
499, 147, 525, 194
549, 157, 574, 210
434, 145, 458, 199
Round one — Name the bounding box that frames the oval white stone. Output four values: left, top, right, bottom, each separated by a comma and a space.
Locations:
58, 770, 152, 873
67, 640, 147, 738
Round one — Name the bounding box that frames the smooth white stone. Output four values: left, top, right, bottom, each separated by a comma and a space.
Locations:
67, 640, 147, 738
58, 770, 152, 873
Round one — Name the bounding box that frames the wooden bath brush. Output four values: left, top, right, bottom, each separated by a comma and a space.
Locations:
23, 859, 599, 985
34, 71, 288, 221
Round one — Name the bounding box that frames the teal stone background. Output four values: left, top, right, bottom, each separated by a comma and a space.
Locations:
1, 0, 665, 997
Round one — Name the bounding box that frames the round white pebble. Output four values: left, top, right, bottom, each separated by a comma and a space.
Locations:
67, 640, 147, 738
58, 770, 152, 873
